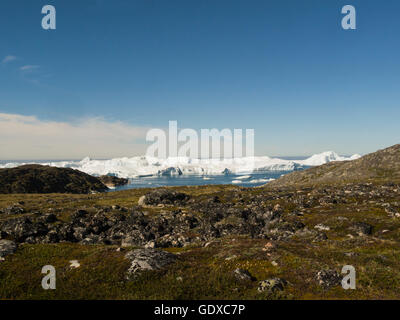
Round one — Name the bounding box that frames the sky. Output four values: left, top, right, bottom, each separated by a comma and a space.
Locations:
1, 0, 400, 159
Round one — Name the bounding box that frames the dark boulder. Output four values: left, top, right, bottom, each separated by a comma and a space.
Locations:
316, 269, 342, 289
351, 222, 373, 236
139, 189, 190, 206
0, 240, 17, 258
98, 175, 129, 188
0, 217, 48, 242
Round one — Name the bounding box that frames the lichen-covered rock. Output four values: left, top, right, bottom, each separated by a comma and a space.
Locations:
0, 217, 48, 242
258, 278, 287, 293
139, 189, 190, 206
233, 268, 255, 281
316, 269, 341, 288
351, 222, 373, 235
0, 240, 17, 258
3, 205, 25, 215
125, 248, 177, 279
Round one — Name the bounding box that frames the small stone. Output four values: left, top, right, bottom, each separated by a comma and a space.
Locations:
351, 222, 373, 236
344, 252, 358, 257
0, 240, 17, 258
145, 241, 156, 249
314, 224, 330, 231
225, 255, 237, 261
138, 195, 146, 206
262, 242, 275, 252
233, 268, 255, 281
69, 260, 80, 269
313, 232, 328, 242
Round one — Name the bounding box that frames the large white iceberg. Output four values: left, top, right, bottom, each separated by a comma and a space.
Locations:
0, 151, 361, 179
296, 151, 361, 166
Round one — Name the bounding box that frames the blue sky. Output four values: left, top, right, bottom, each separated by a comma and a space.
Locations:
1, 0, 400, 159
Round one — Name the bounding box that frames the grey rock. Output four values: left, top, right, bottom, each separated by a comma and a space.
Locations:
125, 248, 177, 279
138, 195, 146, 206
233, 268, 255, 281
140, 189, 190, 206
258, 278, 287, 293
351, 222, 373, 235
0, 239, 17, 258
3, 205, 25, 215
314, 223, 330, 231
316, 269, 341, 288
313, 232, 328, 242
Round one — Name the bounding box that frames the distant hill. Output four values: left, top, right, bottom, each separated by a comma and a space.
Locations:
266, 144, 400, 188
0, 165, 108, 194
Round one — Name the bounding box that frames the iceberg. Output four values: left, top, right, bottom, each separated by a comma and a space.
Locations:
0, 151, 361, 179
297, 151, 361, 166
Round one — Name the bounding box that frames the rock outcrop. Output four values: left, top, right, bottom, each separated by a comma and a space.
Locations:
0, 165, 108, 194
98, 175, 129, 188
138, 189, 190, 206
125, 248, 177, 279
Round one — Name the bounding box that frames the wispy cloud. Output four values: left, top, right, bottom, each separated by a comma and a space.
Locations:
0, 113, 150, 160
2, 55, 17, 64
19, 65, 40, 71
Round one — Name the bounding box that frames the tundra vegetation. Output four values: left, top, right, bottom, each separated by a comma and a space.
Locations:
1, 145, 400, 300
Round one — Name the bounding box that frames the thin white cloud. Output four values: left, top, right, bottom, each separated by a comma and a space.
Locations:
2, 55, 17, 63
0, 113, 150, 160
19, 65, 40, 71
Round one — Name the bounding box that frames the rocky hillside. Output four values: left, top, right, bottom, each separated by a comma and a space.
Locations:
1, 182, 400, 299
267, 144, 400, 188
0, 165, 108, 194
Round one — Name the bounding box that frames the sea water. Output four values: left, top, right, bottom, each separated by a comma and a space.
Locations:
110, 171, 294, 191
0, 158, 312, 191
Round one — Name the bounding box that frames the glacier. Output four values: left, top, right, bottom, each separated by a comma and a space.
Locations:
0, 151, 361, 179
